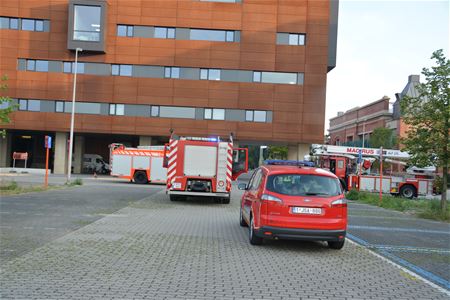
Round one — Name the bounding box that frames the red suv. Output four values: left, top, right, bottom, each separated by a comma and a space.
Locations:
238, 161, 347, 249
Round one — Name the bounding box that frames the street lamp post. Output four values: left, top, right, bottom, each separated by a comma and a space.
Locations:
67, 47, 82, 183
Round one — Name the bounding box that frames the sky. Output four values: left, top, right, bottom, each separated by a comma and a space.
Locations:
325, 0, 449, 132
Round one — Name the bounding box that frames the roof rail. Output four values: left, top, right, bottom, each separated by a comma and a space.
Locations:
263, 160, 315, 167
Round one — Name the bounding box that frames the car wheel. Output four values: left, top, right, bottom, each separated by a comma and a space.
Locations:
239, 207, 247, 227
400, 185, 416, 199
328, 240, 345, 250
249, 215, 263, 245
133, 171, 148, 184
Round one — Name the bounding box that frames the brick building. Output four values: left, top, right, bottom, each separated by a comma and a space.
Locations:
328, 96, 393, 146
0, 0, 338, 173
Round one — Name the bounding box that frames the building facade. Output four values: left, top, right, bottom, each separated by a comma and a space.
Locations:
0, 0, 338, 173
328, 96, 393, 146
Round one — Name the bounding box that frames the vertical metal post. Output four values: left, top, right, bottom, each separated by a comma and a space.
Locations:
45, 146, 49, 188
67, 48, 82, 183
379, 147, 383, 204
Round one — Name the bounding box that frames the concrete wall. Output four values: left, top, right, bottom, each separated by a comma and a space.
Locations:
54, 132, 68, 174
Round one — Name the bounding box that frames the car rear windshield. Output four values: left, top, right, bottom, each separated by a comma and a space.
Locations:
266, 174, 342, 196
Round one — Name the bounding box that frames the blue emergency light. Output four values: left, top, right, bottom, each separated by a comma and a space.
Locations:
264, 160, 315, 167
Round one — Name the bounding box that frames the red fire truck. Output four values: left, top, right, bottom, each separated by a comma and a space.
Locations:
311, 144, 435, 198
163, 132, 248, 204
109, 144, 167, 184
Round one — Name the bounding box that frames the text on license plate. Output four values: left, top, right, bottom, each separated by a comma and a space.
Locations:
292, 207, 322, 215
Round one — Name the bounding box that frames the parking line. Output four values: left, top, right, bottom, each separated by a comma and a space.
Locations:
349, 225, 450, 235
347, 233, 450, 292
368, 245, 450, 255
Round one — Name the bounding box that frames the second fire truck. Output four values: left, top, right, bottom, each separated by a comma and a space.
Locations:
310, 144, 435, 198
163, 132, 248, 204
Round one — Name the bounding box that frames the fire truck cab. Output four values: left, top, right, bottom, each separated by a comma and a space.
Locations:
163, 134, 248, 204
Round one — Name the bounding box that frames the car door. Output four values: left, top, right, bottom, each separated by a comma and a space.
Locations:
242, 169, 258, 220
243, 169, 263, 221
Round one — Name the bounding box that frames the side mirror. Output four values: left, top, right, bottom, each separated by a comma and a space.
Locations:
238, 183, 247, 190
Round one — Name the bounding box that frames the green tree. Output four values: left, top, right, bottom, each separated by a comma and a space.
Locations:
369, 127, 397, 149
267, 145, 288, 160
0, 75, 15, 137
400, 49, 449, 210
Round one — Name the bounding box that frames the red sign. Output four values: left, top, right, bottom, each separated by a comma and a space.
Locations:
346, 147, 376, 155
13, 152, 28, 160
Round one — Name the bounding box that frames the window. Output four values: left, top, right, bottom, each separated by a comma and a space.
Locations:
151, 106, 160, 117
245, 110, 267, 122
261, 72, 297, 84
200, 69, 221, 80
55, 101, 64, 112
26, 60, 35, 71
225, 31, 234, 42
109, 104, 124, 115
253, 71, 261, 82
63, 62, 84, 74
117, 25, 133, 37
204, 108, 212, 119
21, 19, 35, 31
288, 33, 305, 46
35, 60, 48, 72
254, 111, 266, 122
19, 99, 28, 111
212, 108, 225, 120
35, 20, 44, 32
73, 5, 101, 41
63, 62, 72, 73
164, 67, 180, 79
154, 27, 175, 39
204, 108, 224, 120
18, 99, 40, 111
1, 18, 46, 31
27, 100, 40, 111
245, 110, 253, 122
25, 59, 49, 72
9, 18, 18, 30
266, 174, 342, 196
112, 64, 132, 76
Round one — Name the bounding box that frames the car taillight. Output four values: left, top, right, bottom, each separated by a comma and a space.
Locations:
261, 194, 283, 203
331, 198, 347, 207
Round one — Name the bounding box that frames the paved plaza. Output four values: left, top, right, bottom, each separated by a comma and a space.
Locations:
1, 180, 449, 299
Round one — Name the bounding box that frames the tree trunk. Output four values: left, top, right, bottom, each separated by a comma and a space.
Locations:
442, 165, 448, 211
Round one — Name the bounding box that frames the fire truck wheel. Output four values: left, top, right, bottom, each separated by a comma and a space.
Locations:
400, 185, 416, 199
133, 171, 148, 184
221, 197, 230, 204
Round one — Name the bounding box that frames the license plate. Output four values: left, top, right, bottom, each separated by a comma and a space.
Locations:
172, 182, 181, 189
292, 207, 322, 215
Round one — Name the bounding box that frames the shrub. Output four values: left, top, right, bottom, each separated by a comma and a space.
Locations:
345, 188, 360, 200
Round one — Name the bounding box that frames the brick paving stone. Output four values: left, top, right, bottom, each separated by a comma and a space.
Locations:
0, 188, 449, 299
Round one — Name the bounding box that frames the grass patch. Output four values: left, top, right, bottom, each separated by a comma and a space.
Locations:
347, 189, 450, 222
0, 180, 61, 196
66, 178, 83, 186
